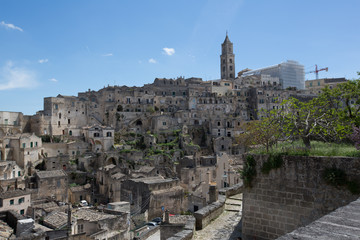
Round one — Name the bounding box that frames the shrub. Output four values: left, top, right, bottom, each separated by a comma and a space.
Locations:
261, 154, 283, 174
322, 166, 360, 194
350, 126, 360, 150
240, 155, 257, 187
322, 167, 347, 186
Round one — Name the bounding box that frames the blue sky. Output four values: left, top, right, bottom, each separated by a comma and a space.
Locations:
1, 0, 360, 115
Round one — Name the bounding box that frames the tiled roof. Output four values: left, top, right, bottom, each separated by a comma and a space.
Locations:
73, 209, 116, 222
0, 189, 32, 199
131, 176, 175, 184
36, 170, 67, 178
43, 211, 69, 229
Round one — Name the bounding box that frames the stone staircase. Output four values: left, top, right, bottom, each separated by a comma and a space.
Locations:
225, 193, 242, 212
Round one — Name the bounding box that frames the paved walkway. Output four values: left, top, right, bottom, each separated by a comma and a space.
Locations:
193, 194, 243, 240
146, 228, 160, 240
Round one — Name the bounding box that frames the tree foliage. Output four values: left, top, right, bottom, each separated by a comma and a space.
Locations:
241, 111, 282, 152
257, 77, 360, 149
350, 126, 360, 150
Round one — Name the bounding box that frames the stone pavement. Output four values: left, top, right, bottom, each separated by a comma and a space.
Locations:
146, 228, 160, 240
193, 194, 243, 240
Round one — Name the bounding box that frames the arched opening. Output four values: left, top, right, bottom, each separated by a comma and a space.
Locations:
69, 130, 72, 136
106, 157, 116, 165
136, 120, 142, 126
35, 161, 46, 171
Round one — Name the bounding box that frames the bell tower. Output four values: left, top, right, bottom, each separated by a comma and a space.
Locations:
220, 33, 235, 79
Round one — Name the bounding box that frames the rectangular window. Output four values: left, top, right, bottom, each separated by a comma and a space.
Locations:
10, 199, 14, 205
162, 122, 166, 126
30, 142, 33, 148
22, 143, 26, 148
78, 224, 84, 233
20, 209, 24, 215
18, 197, 25, 204
18, 171, 21, 177
35, 142, 38, 147
68, 119, 70, 124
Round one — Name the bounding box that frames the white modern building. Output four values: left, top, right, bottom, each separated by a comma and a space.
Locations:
242, 60, 305, 90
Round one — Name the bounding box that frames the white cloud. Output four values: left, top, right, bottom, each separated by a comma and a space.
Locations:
38, 59, 49, 64
102, 53, 113, 57
148, 58, 157, 64
163, 48, 175, 56
49, 78, 58, 82
0, 21, 23, 32
0, 61, 37, 90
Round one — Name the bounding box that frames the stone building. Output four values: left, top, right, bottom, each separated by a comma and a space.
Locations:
0, 111, 27, 137
1, 133, 43, 173
96, 164, 125, 203
121, 176, 184, 219
30, 170, 68, 202
68, 184, 92, 205
305, 77, 348, 94
0, 161, 23, 181
72, 208, 130, 239
0, 189, 31, 215
220, 33, 235, 79
82, 124, 115, 152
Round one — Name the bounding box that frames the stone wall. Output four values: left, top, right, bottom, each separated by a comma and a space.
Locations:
219, 182, 243, 197
193, 195, 226, 230
160, 215, 195, 240
242, 155, 360, 240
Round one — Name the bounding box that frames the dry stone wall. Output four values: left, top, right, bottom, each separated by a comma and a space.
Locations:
242, 155, 360, 240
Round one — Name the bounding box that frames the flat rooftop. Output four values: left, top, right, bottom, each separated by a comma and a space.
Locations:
131, 176, 176, 184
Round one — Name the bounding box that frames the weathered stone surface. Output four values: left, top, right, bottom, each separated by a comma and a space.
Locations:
193, 195, 226, 230
242, 155, 360, 240
278, 197, 360, 240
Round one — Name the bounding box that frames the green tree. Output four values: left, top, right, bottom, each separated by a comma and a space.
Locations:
243, 111, 282, 152
268, 76, 360, 149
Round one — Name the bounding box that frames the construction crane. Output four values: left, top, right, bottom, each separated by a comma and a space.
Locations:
306, 64, 328, 79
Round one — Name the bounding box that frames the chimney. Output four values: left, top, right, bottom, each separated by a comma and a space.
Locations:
165, 210, 170, 224
209, 184, 218, 204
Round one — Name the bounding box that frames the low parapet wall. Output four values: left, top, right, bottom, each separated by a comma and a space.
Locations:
219, 182, 243, 197
193, 195, 226, 230
161, 215, 195, 240
134, 225, 159, 240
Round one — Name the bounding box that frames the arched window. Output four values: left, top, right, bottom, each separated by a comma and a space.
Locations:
69, 130, 72, 136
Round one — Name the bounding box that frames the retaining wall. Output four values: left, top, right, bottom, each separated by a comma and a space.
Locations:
242, 155, 360, 240
193, 195, 226, 230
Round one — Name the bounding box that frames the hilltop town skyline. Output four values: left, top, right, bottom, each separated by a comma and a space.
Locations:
1, 0, 360, 114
